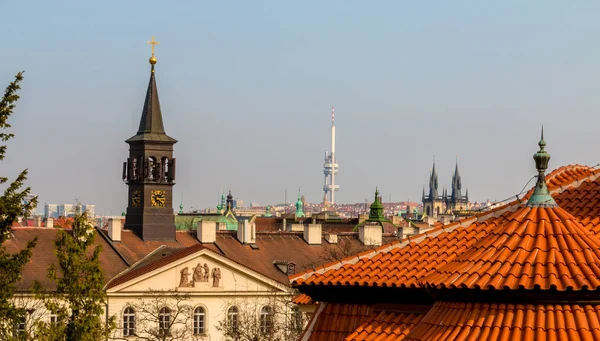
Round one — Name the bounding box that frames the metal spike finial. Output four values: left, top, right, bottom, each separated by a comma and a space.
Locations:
527, 125, 556, 207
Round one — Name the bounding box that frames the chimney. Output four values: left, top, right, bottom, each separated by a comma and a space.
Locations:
282, 218, 287, 231
303, 223, 322, 245
197, 220, 216, 243
358, 213, 368, 224
397, 226, 404, 240
359, 224, 382, 246
325, 234, 338, 244
46, 217, 54, 228
290, 223, 304, 232
33, 216, 42, 227
237, 217, 256, 244
108, 218, 122, 242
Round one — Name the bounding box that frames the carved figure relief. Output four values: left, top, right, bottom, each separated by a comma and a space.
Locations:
192, 263, 204, 283
179, 267, 192, 287
203, 263, 210, 282
211, 267, 222, 287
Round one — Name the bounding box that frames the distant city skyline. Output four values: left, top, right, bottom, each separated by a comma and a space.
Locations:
3, 1, 600, 215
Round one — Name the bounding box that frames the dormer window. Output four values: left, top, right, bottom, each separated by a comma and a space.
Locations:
287, 262, 296, 275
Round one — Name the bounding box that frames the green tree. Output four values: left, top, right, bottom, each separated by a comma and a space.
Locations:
46, 212, 114, 341
0, 72, 38, 337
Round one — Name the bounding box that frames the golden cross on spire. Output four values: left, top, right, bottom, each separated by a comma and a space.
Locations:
148, 36, 160, 56
147, 36, 159, 67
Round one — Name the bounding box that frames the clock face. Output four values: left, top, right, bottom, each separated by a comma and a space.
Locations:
151, 190, 166, 207
131, 190, 141, 207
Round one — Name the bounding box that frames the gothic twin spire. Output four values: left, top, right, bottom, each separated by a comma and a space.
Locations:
423, 159, 467, 202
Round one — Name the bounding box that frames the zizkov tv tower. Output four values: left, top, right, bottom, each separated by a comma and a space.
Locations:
323, 106, 339, 204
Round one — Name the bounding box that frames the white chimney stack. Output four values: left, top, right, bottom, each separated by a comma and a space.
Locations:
237, 217, 256, 244
33, 216, 42, 227
303, 224, 322, 245
359, 224, 382, 246
197, 220, 216, 243
325, 234, 338, 244
108, 218, 121, 242
46, 217, 54, 228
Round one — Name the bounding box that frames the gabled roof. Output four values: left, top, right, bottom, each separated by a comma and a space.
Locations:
291, 164, 600, 290
106, 244, 206, 289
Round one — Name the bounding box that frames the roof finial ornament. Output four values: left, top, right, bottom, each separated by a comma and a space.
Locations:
527, 125, 556, 207
148, 36, 160, 70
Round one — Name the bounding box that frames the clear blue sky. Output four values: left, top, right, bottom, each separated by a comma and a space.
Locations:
3, 1, 600, 214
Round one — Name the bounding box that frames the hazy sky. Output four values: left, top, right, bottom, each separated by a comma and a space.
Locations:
3, 1, 600, 215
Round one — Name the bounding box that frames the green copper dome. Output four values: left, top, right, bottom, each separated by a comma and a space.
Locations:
368, 188, 385, 222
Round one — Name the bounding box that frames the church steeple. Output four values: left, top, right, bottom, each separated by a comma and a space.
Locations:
122, 37, 177, 241
428, 160, 439, 200
422, 158, 443, 218
451, 160, 462, 200
126, 41, 176, 144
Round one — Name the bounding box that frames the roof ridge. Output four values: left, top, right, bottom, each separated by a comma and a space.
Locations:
106, 245, 203, 289
290, 199, 523, 284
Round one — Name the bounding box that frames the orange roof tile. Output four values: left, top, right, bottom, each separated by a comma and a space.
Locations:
345, 311, 424, 341
422, 206, 600, 291
302, 303, 374, 341
546, 164, 599, 190
293, 293, 314, 305
291, 207, 517, 288
404, 302, 600, 341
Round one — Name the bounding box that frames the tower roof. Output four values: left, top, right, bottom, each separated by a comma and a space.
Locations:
367, 188, 386, 222
126, 55, 177, 144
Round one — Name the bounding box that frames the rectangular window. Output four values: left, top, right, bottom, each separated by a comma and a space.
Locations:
14, 316, 26, 338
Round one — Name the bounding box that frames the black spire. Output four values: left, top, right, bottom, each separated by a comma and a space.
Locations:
226, 190, 234, 209
126, 64, 177, 143
451, 160, 463, 200
428, 160, 439, 199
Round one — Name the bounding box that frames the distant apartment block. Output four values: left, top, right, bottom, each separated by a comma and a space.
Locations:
45, 203, 95, 218
44, 204, 58, 218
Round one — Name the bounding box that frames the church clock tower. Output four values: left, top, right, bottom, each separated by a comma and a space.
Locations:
122, 37, 177, 241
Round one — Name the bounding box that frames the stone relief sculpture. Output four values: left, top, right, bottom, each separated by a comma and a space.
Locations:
211, 267, 221, 287
192, 263, 204, 283
203, 263, 210, 282
179, 267, 192, 287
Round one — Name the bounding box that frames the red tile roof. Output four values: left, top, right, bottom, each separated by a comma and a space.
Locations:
107, 244, 205, 289
292, 165, 600, 289
403, 302, 600, 341
293, 293, 313, 305
4, 228, 128, 291
291, 208, 517, 288
421, 206, 600, 291
292, 164, 600, 341
345, 311, 424, 341
302, 303, 374, 341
